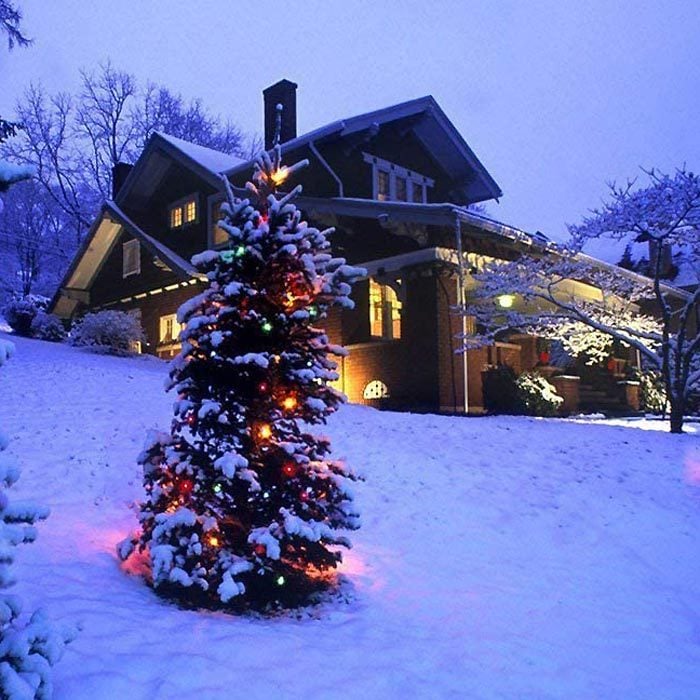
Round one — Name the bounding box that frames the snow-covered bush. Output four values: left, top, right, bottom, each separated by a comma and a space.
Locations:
0, 339, 75, 698
482, 365, 524, 415
3, 299, 39, 337
70, 310, 144, 356
516, 371, 564, 417
483, 366, 563, 416
30, 312, 66, 343
635, 369, 667, 415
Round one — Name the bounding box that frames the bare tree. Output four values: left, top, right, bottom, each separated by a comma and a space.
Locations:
134, 83, 247, 155
1, 63, 256, 247
76, 62, 138, 200
465, 168, 700, 433
0, 180, 70, 296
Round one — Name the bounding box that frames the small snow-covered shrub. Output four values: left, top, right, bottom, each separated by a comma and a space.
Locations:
71, 310, 144, 356
30, 312, 66, 342
516, 371, 563, 417
635, 369, 667, 415
3, 298, 39, 337
482, 365, 524, 415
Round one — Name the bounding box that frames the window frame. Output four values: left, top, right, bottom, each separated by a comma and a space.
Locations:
208, 196, 229, 248
363, 153, 434, 204
168, 195, 199, 230
122, 239, 141, 278
159, 312, 181, 344
369, 279, 402, 341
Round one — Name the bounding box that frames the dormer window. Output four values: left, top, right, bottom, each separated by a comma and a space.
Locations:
170, 207, 183, 228
169, 196, 198, 229
363, 153, 434, 204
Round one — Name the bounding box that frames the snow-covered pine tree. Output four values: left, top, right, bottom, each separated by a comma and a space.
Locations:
120, 126, 363, 611
0, 340, 74, 699
0, 120, 33, 214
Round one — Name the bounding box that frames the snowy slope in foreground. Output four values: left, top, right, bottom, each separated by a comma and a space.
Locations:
1, 333, 699, 699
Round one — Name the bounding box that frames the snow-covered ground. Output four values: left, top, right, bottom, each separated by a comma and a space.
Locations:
1, 333, 699, 699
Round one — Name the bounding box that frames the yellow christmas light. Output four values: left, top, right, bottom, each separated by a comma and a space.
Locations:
258, 424, 272, 440
271, 167, 289, 186
282, 396, 298, 411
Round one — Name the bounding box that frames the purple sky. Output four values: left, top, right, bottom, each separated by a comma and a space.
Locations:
1, 0, 698, 243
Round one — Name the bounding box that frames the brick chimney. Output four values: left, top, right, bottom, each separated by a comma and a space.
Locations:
263, 79, 298, 149
112, 162, 133, 199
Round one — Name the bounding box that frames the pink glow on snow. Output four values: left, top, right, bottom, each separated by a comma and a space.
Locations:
339, 548, 385, 593
683, 454, 700, 485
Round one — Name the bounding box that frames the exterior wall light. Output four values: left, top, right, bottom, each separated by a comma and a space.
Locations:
497, 294, 515, 309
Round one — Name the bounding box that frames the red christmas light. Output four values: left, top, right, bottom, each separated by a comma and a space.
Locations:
178, 478, 194, 495
282, 462, 298, 478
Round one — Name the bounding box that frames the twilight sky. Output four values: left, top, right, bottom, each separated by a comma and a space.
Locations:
1, 0, 698, 242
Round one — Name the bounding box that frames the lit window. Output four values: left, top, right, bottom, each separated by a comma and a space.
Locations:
185, 199, 197, 223
122, 239, 140, 277
211, 200, 228, 246
364, 153, 434, 204
169, 197, 197, 229
159, 313, 181, 343
377, 171, 390, 201
170, 206, 183, 228
369, 279, 402, 340
395, 177, 407, 202
363, 380, 389, 400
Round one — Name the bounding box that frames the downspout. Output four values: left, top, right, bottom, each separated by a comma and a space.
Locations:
309, 141, 344, 197
455, 214, 469, 414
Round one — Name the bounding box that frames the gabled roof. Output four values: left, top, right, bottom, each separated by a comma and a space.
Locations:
225, 96, 502, 204
49, 200, 201, 317
155, 132, 244, 175
115, 132, 244, 206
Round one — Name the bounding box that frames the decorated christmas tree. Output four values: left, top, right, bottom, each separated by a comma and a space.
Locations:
120, 115, 362, 611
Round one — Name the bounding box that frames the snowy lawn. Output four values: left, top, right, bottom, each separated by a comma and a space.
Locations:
1, 333, 700, 699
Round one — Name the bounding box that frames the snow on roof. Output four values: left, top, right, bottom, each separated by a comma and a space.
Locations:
155, 132, 244, 175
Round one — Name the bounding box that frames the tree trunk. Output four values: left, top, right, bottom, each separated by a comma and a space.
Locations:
669, 396, 684, 433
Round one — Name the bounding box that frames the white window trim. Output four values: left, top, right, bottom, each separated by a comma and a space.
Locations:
168, 194, 199, 230
122, 239, 141, 278
369, 279, 402, 341
363, 152, 434, 203
159, 313, 181, 344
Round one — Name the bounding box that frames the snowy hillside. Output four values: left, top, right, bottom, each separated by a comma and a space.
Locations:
1, 333, 699, 699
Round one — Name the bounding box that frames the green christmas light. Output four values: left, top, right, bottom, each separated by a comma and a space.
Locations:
213, 483, 222, 493
276, 575, 285, 586
261, 321, 273, 333
235, 245, 246, 257
308, 306, 318, 318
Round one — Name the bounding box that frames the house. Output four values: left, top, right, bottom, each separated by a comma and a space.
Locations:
49, 79, 644, 415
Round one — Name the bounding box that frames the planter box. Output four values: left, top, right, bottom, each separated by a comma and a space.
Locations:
550, 375, 580, 415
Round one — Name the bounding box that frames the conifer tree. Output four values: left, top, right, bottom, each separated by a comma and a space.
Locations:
0, 340, 74, 698
120, 120, 362, 610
